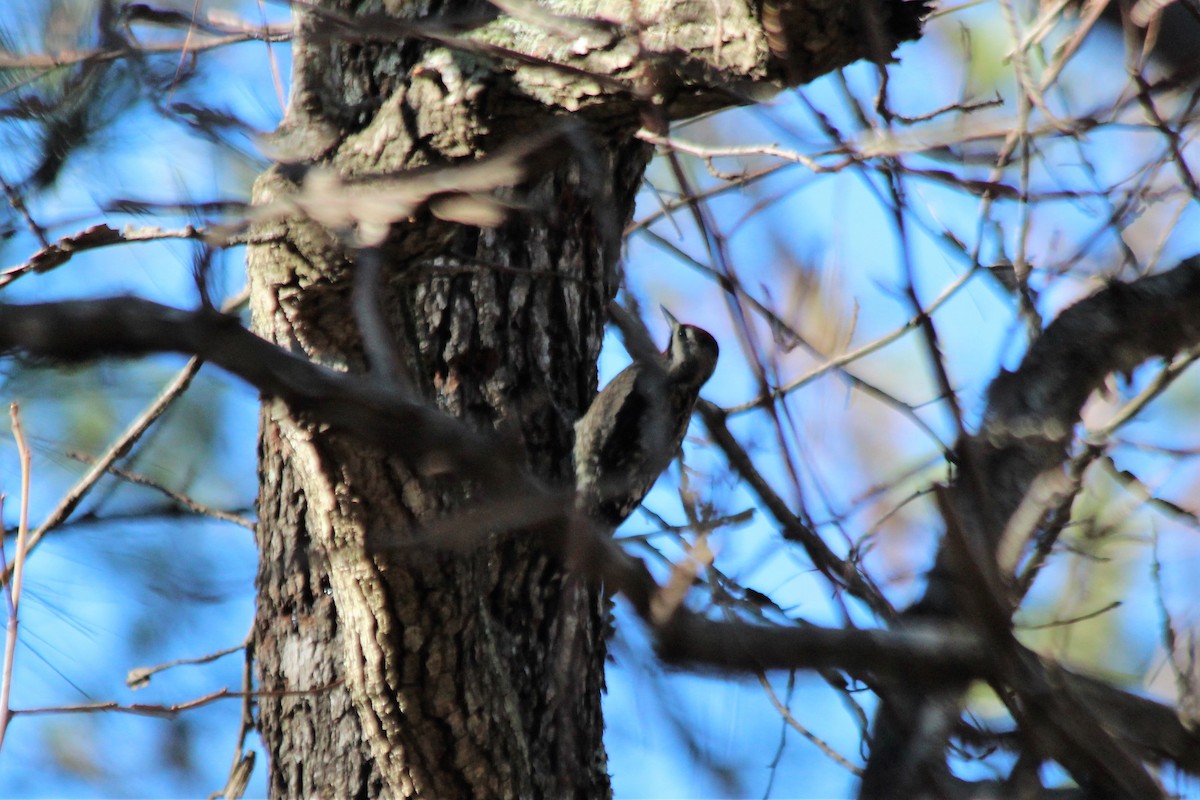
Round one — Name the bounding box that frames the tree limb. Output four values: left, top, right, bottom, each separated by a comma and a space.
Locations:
2, 259, 1199, 785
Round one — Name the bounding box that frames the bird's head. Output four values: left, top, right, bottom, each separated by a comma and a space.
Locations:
662, 307, 719, 388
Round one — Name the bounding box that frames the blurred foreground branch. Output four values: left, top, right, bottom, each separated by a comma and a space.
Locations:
863, 257, 1200, 797
2, 256, 1200, 790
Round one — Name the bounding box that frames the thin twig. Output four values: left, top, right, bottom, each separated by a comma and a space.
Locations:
0, 290, 249, 585
756, 671, 862, 776
0, 363, 201, 585
126, 644, 245, 690
65, 452, 254, 531
10, 681, 342, 719
0, 403, 32, 752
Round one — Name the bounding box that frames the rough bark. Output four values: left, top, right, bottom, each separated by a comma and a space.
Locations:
5, 3, 1200, 795
243, 1, 926, 797
248, 117, 641, 799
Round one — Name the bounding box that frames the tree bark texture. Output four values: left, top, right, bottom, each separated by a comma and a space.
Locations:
244, 1, 925, 797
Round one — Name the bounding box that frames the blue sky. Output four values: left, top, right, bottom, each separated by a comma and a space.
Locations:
2, 2, 1200, 798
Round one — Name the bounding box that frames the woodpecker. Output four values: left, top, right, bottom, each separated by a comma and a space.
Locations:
573, 308, 719, 530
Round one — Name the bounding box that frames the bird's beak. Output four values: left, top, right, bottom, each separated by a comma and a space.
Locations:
660, 305, 680, 330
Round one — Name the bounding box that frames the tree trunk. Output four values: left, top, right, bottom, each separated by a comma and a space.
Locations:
246, 82, 645, 800
243, 1, 925, 796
